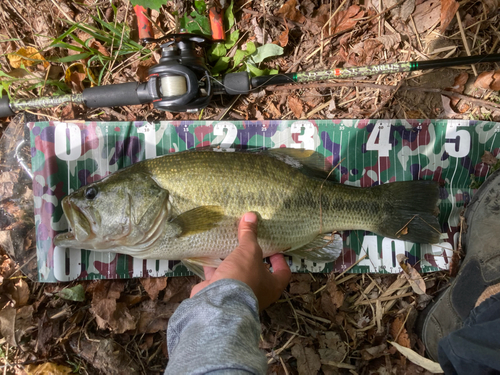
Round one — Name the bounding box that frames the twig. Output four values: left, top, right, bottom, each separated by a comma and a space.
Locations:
215, 95, 241, 121
356, 291, 414, 305
335, 254, 368, 280
394, 307, 412, 343
369, 72, 408, 117
456, 11, 478, 76
295, 309, 332, 324
321, 0, 407, 43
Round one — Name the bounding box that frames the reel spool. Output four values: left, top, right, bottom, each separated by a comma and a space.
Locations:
144, 34, 214, 113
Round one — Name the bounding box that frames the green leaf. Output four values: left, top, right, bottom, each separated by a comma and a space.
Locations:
225, 1, 235, 30
208, 43, 227, 62
233, 49, 246, 67
129, 0, 168, 11
246, 63, 278, 77
250, 44, 283, 64
194, 0, 206, 14
246, 63, 265, 77
224, 30, 239, 49
245, 41, 256, 56
211, 56, 230, 75
180, 11, 211, 35
50, 52, 93, 63
57, 284, 85, 302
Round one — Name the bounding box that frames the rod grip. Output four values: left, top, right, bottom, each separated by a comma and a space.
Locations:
82, 82, 146, 108
0, 96, 15, 118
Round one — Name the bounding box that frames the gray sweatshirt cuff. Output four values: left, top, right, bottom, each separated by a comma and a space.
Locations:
165, 279, 267, 375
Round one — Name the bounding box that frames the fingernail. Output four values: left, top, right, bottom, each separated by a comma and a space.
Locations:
243, 212, 257, 223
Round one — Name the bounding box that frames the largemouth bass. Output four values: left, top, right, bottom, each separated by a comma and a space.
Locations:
54, 149, 441, 274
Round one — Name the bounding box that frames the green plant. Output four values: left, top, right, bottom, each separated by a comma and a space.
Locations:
49, 6, 151, 86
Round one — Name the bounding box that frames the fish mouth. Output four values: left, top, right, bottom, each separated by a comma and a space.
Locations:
55, 196, 94, 245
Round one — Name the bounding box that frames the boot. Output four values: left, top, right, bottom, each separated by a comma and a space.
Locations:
420, 167, 500, 361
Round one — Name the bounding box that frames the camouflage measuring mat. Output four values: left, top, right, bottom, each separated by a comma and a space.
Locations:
29, 119, 499, 282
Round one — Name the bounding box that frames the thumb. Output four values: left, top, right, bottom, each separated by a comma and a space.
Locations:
238, 212, 259, 245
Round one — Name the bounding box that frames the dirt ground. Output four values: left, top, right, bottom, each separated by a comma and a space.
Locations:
0, 0, 499, 374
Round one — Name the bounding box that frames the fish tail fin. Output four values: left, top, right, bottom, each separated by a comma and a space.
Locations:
285, 233, 343, 263
375, 181, 441, 244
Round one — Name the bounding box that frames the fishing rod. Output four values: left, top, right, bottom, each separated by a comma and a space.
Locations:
1, 34, 499, 118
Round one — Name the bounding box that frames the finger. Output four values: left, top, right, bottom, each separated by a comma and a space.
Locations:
203, 266, 216, 281
190, 281, 210, 298
238, 212, 258, 245
269, 253, 292, 291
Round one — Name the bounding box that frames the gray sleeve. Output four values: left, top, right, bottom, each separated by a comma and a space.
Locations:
165, 279, 267, 375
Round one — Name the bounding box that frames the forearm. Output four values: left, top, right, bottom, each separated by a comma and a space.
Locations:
165, 279, 267, 375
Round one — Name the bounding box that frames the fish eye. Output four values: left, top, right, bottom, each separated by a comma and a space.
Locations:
85, 186, 98, 200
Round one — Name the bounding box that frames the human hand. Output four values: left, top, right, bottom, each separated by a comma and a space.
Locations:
190, 212, 292, 311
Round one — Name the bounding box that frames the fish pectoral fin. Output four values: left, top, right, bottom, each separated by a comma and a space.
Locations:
285, 233, 343, 263
182, 257, 223, 280
172, 206, 225, 237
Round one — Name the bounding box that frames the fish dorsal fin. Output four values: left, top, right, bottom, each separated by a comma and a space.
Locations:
172, 206, 225, 237
265, 148, 335, 181
285, 233, 343, 262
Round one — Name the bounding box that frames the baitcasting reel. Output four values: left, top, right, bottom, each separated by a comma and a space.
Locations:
0, 33, 251, 116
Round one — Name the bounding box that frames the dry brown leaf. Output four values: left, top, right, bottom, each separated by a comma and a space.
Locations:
0, 305, 16, 346
90, 279, 125, 301
331, 5, 364, 34
140, 276, 167, 301
474, 70, 500, 91
90, 40, 110, 57
7, 47, 48, 68
439, 0, 459, 33
397, 254, 426, 294
390, 316, 411, 348
318, 332, 347, 363
136, 58, 156, 81
375, 33, 402, 50
0, 255, 16, 282
291, 343, 321, 375
441, 95, 460, 118
266, 102, 281, 118
0, 304, 33, 347
131, 300, 178, 333
69, 333, 142, 375
26, 362, 72, 375
288, 96, 303, 118
61, 104, 76, 120
384, 0, 415, 21
445, 72, 469, 106
91, 299, 136, 333
389, 341, 444, 373
0, 171, 18, 200
6, 278, 30, 307
290, 274, 311, 295
413, 1, 442, 33
276, 0, 306, 23
308, 4, 330, 34
447, 72, 469, 93
481, 151, 499, 166
361, 344, 388, 360
164, 276, 198, 303
278, 24, 289, 47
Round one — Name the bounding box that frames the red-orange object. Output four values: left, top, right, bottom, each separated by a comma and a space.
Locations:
209, 7, 225, 41
134, 5, 153, 40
